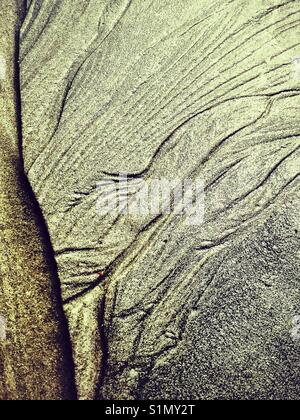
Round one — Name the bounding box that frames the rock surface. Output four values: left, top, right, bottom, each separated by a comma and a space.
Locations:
0, 0, 75, 400
20, 0, 300, 399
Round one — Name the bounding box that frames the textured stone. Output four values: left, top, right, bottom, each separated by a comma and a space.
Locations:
0, 0, 75, 400
20, 0, 300, 399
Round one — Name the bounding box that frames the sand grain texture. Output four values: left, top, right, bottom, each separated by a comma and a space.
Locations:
20, 0, 300, 399
0, 0, 75, 400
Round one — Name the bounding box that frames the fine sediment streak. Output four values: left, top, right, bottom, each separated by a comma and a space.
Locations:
0, 0, 299, 400
0, 0, 76, 400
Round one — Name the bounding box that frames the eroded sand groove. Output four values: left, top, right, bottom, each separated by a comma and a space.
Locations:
7, 0, 300, 399
0, 0, 76, 400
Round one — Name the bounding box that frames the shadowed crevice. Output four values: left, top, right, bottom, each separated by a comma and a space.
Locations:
12, 0, 77, 400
